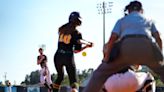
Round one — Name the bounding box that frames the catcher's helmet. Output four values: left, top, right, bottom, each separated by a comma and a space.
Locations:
69, 11, 81, 22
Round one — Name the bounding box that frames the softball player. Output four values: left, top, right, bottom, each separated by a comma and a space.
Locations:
37, 48, 52, 91
52, 11, 92, 92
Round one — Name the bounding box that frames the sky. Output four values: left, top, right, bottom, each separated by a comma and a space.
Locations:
0, 0, 164, 85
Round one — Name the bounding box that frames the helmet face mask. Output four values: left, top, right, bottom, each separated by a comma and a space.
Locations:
74, 18, 82, 26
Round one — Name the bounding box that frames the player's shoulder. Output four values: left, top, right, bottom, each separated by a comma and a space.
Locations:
43, 55, 47, 57
74, 30, 81, 35
37, 55, 40, 58
59, 23, 69, 30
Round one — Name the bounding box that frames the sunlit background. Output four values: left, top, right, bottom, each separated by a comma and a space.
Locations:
0, 0, 164, 85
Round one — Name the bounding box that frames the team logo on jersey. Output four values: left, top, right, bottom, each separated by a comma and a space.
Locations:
59, 34, 72, 44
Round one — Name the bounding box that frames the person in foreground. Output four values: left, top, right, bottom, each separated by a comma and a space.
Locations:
102, 65, 156, 92
52, 11, 93, 92
83, 1, 163, 92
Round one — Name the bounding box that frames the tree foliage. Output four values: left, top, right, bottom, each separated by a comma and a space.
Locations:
21, 68, 94, 86
21, 70, 40, 85
21, 67, 164, 87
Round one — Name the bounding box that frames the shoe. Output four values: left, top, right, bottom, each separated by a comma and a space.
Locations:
44, 83, 52, 91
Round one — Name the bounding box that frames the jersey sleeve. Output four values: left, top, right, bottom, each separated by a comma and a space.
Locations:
37, 56, 40, 60
112, 19, 122, 36
42, 55, 47, 62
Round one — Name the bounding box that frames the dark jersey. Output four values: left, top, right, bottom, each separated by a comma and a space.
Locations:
57, 23, 82, 51
37, 55, 47, 68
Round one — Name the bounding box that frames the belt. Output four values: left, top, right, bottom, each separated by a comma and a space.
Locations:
122, 35, 149, 40
57, 49, 73, 54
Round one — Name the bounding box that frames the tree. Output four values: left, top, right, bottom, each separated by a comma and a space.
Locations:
77, 68, 94, 86
21, 68, 94, 86
5, 80, 10, 86
0, 81, 3, 85
30, 70, 40, 84
50, 68, 94, 86
51, 73, 70, 86
21, 70, 40, 85
51, 73, 57, 83
23, 75, 30, 85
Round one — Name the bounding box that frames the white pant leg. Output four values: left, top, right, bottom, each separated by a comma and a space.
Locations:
45, 67, 52, 85
40, 67, 46, 84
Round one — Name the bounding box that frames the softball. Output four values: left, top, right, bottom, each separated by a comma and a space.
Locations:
82, 52, 87, 56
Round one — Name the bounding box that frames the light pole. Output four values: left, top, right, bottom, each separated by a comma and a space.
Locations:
39, 44, 46, 50
97, 1, 113, 45
3, 72, 7, 83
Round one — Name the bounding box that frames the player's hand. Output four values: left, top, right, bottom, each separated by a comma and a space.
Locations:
73, 50, 79, 53
87, 42, 93, 48
43, 71, 47, 76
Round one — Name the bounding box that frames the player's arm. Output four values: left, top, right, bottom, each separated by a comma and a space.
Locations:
74, 40, 93, 53
73, 31, 93, 53
151, 22, 162, 50
152, 32, 162, 50
103, 19, 121, 62
103, 32, 119, 62
37, 56, 41, 65
37, 55, 46, 65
